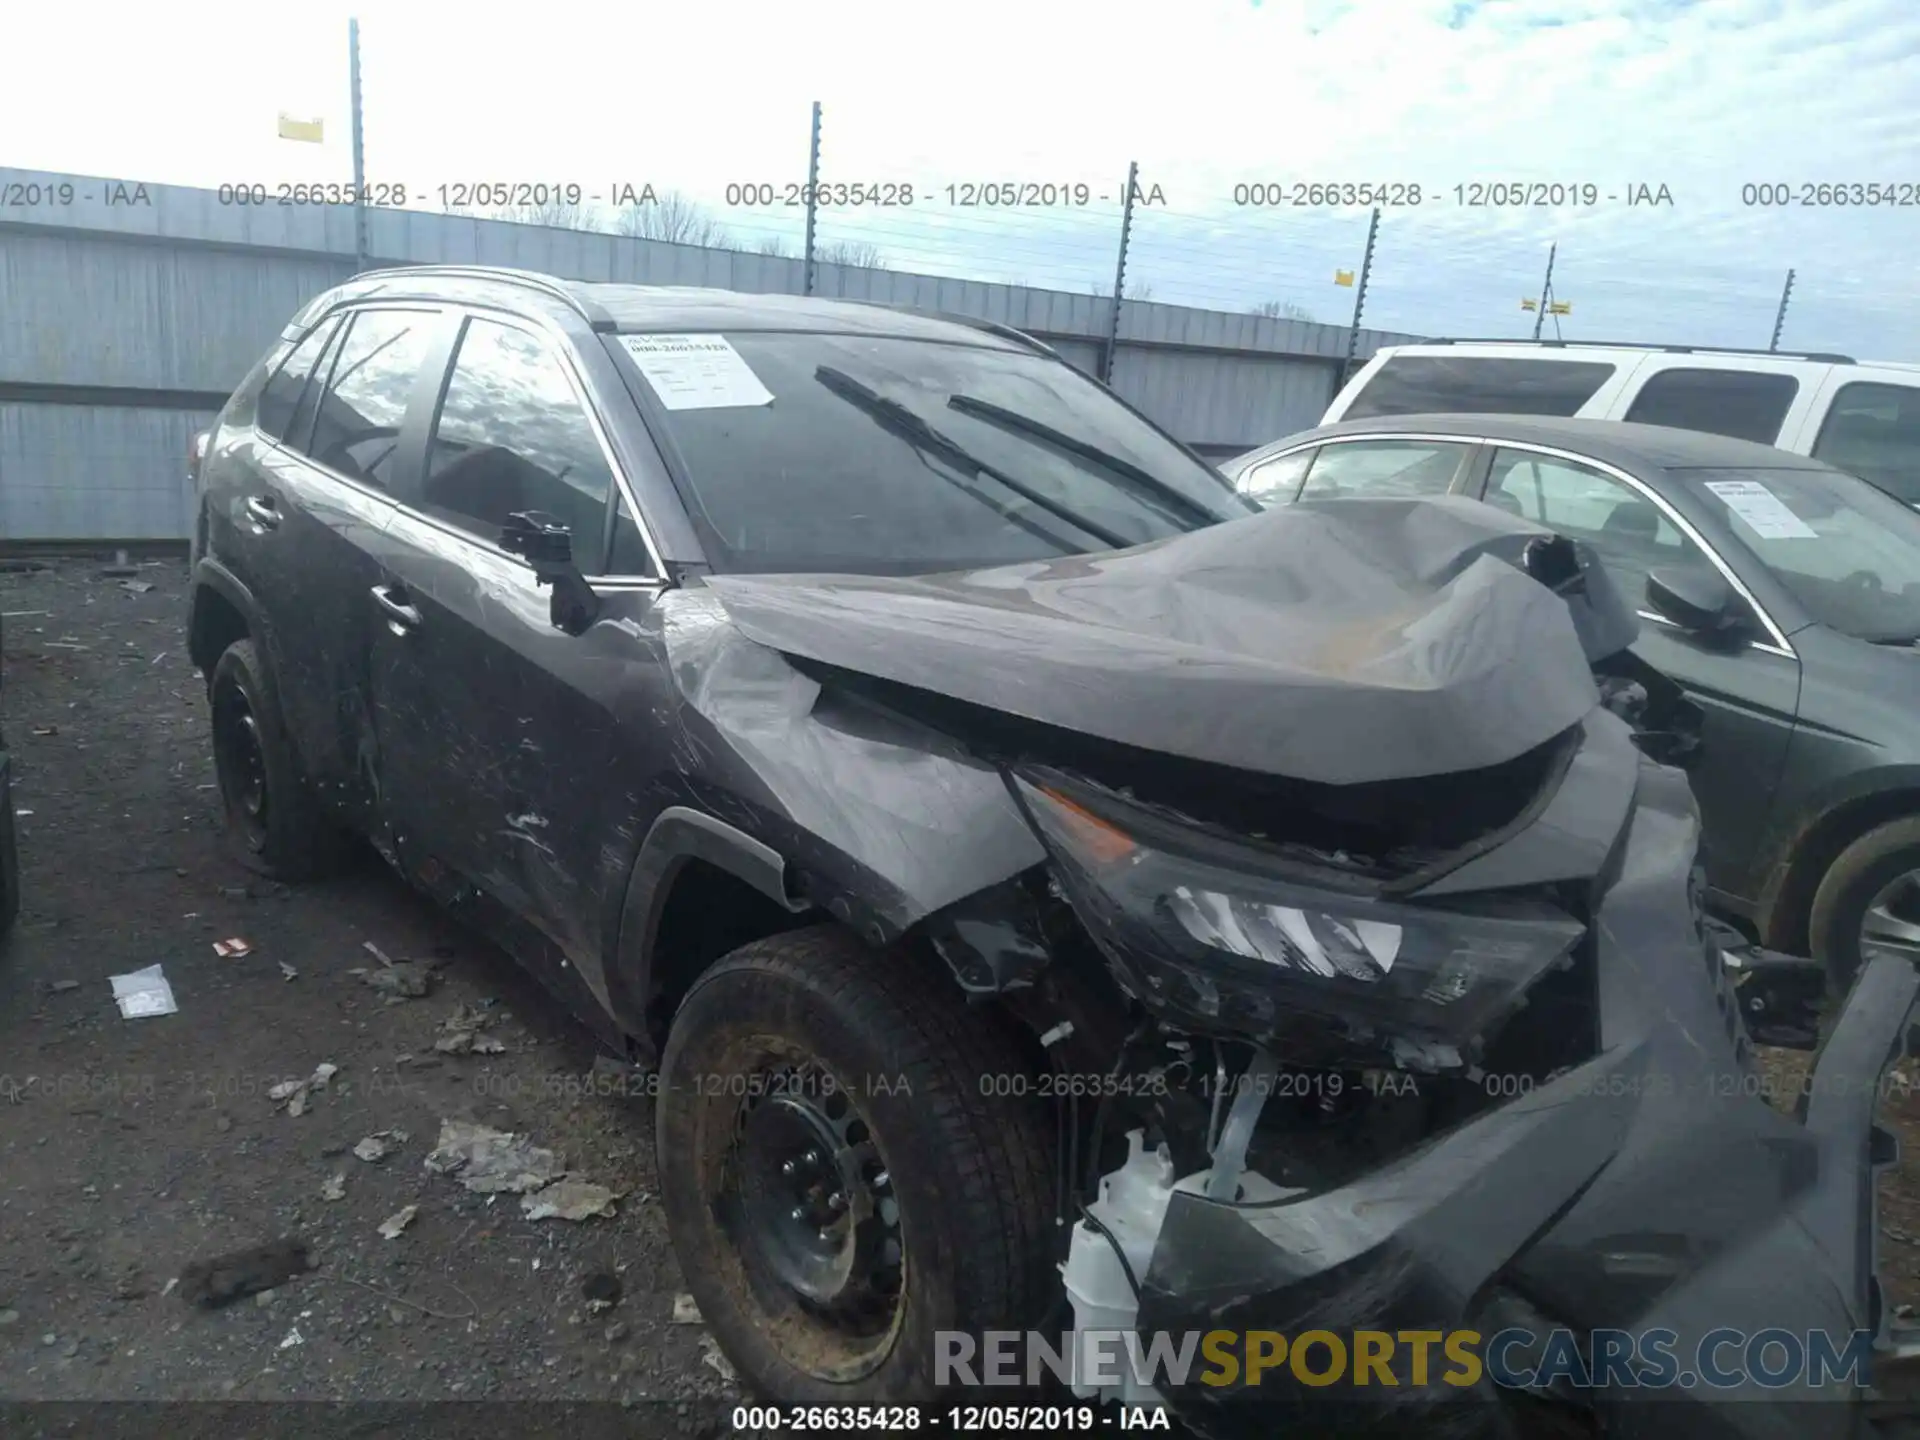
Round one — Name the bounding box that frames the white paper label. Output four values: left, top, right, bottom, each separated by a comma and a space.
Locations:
617, 334, 774, 411
1704, 479, 1817, 539
110, 963, 178, 1018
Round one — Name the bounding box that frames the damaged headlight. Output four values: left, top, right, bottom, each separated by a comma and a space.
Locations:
1008, 768, 1586, 1071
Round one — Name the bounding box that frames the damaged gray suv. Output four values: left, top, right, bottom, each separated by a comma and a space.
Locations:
188, 266, 1919, 1437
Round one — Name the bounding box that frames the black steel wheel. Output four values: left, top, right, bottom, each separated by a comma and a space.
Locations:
655, 923, 1055, 1403
207, 638, 346, 880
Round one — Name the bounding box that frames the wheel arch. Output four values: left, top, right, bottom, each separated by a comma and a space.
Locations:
1757, 778, 1920, 954
609, 807, 817, 1061
187, 559, 269, 680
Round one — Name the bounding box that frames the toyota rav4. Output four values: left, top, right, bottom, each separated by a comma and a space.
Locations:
187, 266, 1917, 1438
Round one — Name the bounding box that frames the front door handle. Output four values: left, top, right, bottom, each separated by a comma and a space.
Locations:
370, 584, 422, 632
244, 496, 281, 530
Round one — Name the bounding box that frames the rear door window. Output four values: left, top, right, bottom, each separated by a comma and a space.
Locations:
1298, 439, 1474, 500
1811, 381, 1920, 505
1345, 356, 1615, 419
257, 316, 343, 449
308, 309, 440, 491
1623, 368, 1799, 445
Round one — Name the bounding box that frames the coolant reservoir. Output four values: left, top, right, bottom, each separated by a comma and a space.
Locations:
1060, 1129, 1175, 1405
1060, 1131, 1303, 1404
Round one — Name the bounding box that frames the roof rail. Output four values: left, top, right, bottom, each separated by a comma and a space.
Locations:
349, 265, 617, 331
1413, 337, 1855, 364
842, 301, 1060, 359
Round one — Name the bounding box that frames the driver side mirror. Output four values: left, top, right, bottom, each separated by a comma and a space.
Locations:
1646, 567, 1749, 643
499, 511, 600, 635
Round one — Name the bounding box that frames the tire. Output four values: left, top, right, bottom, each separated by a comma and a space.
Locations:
656, 923, 1057, 1405
1809, 816, 1920, 997
208, 638, 347, 880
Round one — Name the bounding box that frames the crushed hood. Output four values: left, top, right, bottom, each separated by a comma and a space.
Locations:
705, 496, 1627, 786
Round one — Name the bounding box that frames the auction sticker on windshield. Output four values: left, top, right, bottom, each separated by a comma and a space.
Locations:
1705, 478, 1818, 539
617, 333, 774, 410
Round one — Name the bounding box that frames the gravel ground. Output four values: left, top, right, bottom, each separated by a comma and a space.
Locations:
0, 556, 737, 1435
5, 553, 1920, 1433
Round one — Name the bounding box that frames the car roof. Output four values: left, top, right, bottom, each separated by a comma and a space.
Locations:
328, 265, 1035, 351
1248, 413, 1840, 476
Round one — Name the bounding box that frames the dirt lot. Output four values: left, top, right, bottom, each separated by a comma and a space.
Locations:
6, 553, 1920, 1432
0, 556, 738, 1434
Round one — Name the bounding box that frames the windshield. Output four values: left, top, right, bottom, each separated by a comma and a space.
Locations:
1687, 466, 1920, 642
616, 331, 1253, 574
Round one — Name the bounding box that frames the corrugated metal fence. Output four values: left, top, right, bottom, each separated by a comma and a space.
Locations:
0, 167, 1421, 542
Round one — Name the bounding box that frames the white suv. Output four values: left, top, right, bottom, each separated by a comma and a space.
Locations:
1324, 341, 1920, 507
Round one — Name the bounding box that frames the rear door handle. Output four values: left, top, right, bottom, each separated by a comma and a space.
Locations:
244, 496, 281, 530
370, 584, 422, 631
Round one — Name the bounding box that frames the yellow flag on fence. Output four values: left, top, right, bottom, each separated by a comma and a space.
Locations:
1334, 269, 1354, 287
278, 114, 325, 143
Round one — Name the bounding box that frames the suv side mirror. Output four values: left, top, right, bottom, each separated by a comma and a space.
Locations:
1646, 567, 1747, 641
499, 511, 600, 635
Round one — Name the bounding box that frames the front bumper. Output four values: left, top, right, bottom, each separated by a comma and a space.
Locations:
1135, 756, 1920, 1440
1140, 954, 1917, 1439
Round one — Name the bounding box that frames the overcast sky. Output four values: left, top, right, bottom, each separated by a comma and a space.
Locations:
5, 0, 1918, 356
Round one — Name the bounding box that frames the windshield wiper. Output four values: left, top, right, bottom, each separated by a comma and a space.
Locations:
946, 392, 1238, 529
813, 366, 1129, 550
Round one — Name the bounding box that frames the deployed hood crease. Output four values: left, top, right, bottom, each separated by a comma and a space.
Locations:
706, 496, 1630, 786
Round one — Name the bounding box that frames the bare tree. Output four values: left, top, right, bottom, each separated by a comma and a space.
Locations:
498, 200, 600, 230
754, 235, 794, 257
1252, 299, 1316, 322
614, 189, 732, 246
1126, 282, 1155, 301
815, 239, 886, 269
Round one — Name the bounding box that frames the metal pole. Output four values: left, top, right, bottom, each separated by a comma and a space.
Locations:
802, 102, 822, 296
1770, 268, 1795, 352
1530, 242, 1556, 341
349, 18, 369, 273
1100, 161, 1138, 386
1340, 207, 1380, 387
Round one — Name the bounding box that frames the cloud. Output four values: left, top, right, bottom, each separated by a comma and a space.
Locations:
0, 0, 1914, 355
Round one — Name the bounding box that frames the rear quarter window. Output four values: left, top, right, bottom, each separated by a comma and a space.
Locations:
1622, 368, 1798, 445
1811, 381, 1920, 505
1344, 355, 1616, 419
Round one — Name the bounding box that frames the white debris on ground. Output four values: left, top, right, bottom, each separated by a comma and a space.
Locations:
671, 1293, 702, 1324
278, 1327, 304, 1350
377, 1205, 420, 1240
109, 964, 177, 1019
433, 1003, 507, 1055
267, 1062, 339, 1117
700, 1336, 736, 1381
352, 1129, 408, 1163
520, 1178, 617, 1222
423, 1119, 620, 1222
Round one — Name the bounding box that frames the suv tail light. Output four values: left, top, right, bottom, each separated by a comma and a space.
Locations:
189, 430, 210, 484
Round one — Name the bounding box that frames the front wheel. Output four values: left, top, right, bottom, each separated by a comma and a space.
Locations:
1809, 816, 1920, 997
655, 924, 1056, 1404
